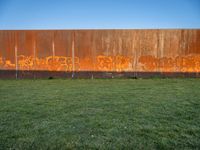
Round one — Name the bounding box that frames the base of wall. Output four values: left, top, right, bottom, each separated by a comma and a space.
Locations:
0, 70, 200, 79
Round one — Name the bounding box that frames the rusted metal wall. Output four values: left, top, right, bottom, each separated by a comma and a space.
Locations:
0, 29, 200, 78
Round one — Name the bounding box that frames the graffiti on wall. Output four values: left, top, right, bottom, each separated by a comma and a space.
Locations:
139, 55, 200, 72
0, 55, 80, 71
0, 57, 15, 69
0, 30, 199, 76
0, 54, 133, 71
97, 55, 133, 71
1, 54, 200, 72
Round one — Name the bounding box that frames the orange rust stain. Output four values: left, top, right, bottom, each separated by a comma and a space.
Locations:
34, 56, 79, 71
0, 57, 4, 68
97, 55, 113, 71
96, 55, 133, 71
1, 55, 80, 71
0, 55, 133, 71
159, 57, 174, 72
44, 56, 79, 71
139, 55, 157, 71
18, 55, 34, 70
4, 60, 15, 69
115, 55, 133, 71
0, 57, 15, 69
1, 54, 200, 72
0, 30, 200, 74
139, 55, 200, 72
79, 58, 93, 71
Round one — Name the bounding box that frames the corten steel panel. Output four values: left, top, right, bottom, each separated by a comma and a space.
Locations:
91, 30, 134, 72
0, 31, 16, 71
35, 31, 54, 71
54, 30, 73, 72
0, 29, 200, 78
16, 31, 35, 70
74, 30, 93, 71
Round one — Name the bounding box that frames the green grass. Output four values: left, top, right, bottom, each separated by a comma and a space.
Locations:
0, 79, 200, 149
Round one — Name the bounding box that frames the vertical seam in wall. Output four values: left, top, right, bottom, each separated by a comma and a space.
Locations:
157, 30, 159, 73
15, 31, 18, 79
33, 32, 36, 79
133, 33, 137, 78
72, 31, 75, 78
52, 31, 55, 59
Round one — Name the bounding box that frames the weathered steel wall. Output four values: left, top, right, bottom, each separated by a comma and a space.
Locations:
0, 29, 200, 78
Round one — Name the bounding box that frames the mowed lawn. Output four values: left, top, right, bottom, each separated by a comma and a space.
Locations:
0, 79, 200, 149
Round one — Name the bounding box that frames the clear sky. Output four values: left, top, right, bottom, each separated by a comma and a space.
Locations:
0, 0, 200, 29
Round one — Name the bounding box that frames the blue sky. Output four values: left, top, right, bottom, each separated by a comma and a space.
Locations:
0, 0, 199, 29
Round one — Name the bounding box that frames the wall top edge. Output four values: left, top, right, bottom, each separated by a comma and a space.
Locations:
0, 28, 200, 31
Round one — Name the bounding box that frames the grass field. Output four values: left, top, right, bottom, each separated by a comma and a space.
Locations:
0, 79, 200, 149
